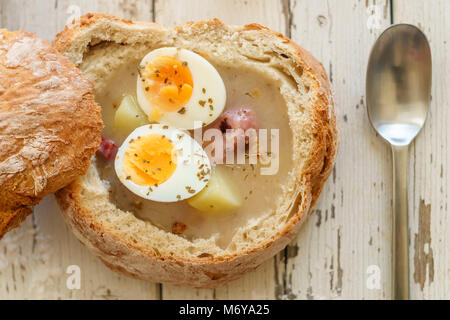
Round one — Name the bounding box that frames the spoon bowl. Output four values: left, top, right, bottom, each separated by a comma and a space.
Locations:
367, 24, 431, 145
366, 24, 431, 300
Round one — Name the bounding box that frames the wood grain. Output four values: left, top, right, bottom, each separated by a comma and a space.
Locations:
284, 0, 393, 300
394, 0, 450, 300
1, 0, 154, 40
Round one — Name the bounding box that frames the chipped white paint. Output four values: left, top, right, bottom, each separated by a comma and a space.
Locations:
0, 0, 449, 299
285, 0, 392, 300
394, 0, 450, 300
0, 213, 59, 299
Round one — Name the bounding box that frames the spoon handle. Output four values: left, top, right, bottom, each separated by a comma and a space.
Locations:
391, 144, 410, 300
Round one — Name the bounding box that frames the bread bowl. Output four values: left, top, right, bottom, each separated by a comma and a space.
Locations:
54, 14, 337, 288
0, 29, 102, 238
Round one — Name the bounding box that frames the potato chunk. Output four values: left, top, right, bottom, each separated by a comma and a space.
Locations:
187, 167, 242, 214
114, 95, 148, 135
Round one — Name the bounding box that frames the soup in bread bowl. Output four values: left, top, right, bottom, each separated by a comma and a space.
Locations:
54, 14, 337, 288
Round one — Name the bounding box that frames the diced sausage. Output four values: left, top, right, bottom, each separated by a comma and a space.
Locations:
217, 107, 258, 133
207, 107, 258, 164
97, 137, 118, 160
172, 222, 187, 235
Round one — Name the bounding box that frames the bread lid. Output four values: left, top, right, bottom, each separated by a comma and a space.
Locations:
0, 29, 103, 238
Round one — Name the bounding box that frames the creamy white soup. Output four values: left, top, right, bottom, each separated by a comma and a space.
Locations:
95, 54, 293, 248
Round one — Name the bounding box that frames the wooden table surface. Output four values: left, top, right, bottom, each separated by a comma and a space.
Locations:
0, 0, 448, 300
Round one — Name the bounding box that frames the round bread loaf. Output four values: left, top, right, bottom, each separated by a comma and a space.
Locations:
0, 29, 102, 238
54, 14, 337, 288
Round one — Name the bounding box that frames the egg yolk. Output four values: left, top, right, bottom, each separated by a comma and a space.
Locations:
122, 134, 177, 186
140, 55, 194, 121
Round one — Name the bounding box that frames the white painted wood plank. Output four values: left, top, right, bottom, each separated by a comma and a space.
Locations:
0, 2, 3, 27
154, 0, 287, 300
1, 0, 58, 39
52, 0, 155, 37
1, 0, 153, 40
0, 0, 159, 300
394, 0, 450, 300
286, 0, 393, 299
154, 0, 287, 32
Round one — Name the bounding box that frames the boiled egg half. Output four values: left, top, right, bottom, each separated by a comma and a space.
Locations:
115, 124, 211, 202
137, 47, 226, 129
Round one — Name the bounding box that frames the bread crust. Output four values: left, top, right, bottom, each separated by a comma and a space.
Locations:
0, 29, 103, 237
54, 14, 337, 287
0, 206, 32, 239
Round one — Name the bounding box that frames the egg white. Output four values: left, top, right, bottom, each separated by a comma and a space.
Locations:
114, 124, 211, 202
137, 47, 226, 130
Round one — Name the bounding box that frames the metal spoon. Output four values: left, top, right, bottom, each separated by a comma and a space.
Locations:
366, 24, 431, 300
